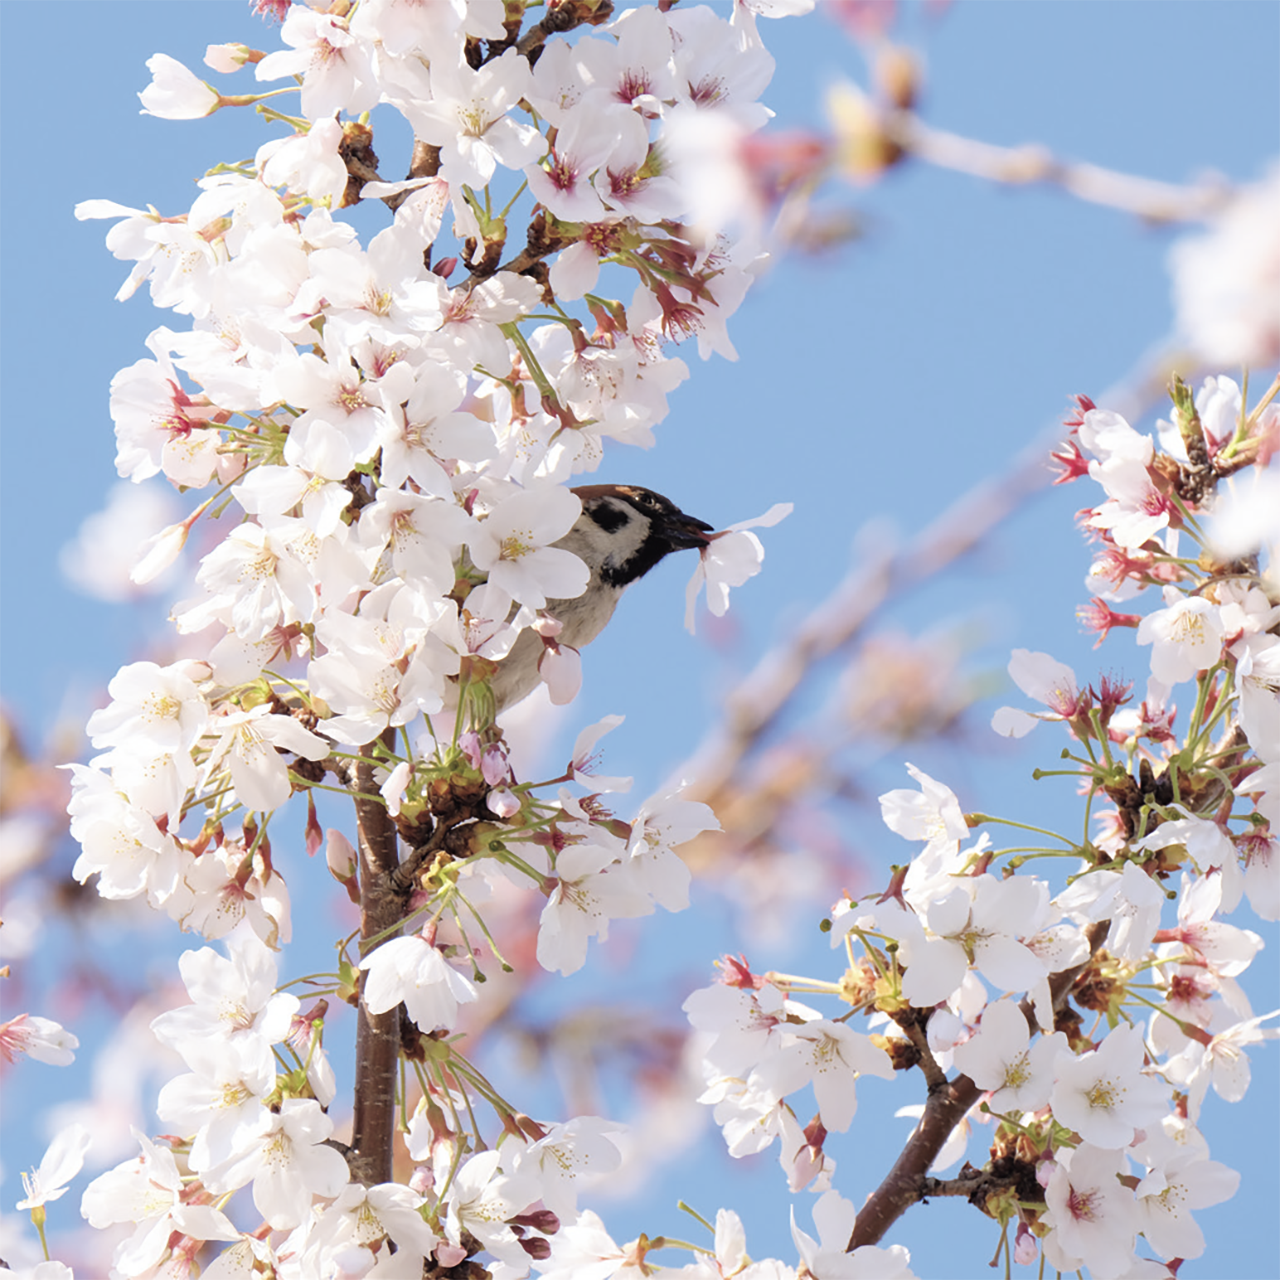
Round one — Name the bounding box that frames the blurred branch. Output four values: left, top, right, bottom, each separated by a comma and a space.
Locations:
679, 361, 1165, 822
887, 108, 1233, 224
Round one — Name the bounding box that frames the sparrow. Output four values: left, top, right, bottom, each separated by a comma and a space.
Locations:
480, 483, 713, 715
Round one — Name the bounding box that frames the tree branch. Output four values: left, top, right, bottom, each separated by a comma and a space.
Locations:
847, 920, 1110, 1249
677, 362, 1164, 877
885, 109, 1232, 224
349, 731, 404, 1186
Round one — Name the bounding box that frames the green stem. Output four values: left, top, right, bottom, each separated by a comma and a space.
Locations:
971, 815, 1077, 845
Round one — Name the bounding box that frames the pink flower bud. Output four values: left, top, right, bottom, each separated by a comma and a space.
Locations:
487, 787, 521, 819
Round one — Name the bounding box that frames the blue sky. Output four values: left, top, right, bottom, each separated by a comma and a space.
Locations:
1, 2, 1277, 1276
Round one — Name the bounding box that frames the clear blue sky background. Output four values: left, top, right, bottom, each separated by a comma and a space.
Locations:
1, 3, 1277, 1277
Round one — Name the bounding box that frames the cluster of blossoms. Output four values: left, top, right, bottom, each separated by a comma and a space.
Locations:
10, 1, 818, 1277
11, 0, 1277, 1276
683, 374, 1279, 1276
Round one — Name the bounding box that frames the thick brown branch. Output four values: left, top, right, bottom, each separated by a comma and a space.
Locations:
894, 1012, 947, 1091
349, 731, 404, 1186
847, 920, 1110, 1250
847, 1070, 983, 1251
513, 1, 614, 61
919, 1171, 992, 1199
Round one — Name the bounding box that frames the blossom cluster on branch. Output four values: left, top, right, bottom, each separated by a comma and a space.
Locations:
682, 374, 1279, 1277
6, 2, 1277, 1279
12, 0, 811, 1276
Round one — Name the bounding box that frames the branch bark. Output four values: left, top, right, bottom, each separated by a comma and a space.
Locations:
349, 731, 404, 1186
847, 920, 1110, 1249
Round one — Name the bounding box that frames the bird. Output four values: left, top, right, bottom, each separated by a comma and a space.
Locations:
477, 483, 713, 717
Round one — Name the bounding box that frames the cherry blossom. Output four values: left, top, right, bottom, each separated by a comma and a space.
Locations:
1134, 1152, 1240, 1261
359, 933, 479, 1032
301, 1180, 441, 1271
879, 763, 970, 850
508, 1117, 625, 1219
533, 1208, 635, 1280
199, 704, 329, 814
790, 1190, 917, 1280
536, 838, 652, 976
67, 764, 186, 903
684, 980, 792, 1077
400, 48, 545, 191
81, 1129, 240, 1274
951, 999, 1065, 1113
441, 1149, 540, 1269
1049, 1025, 1169, 1149
150, 934, 300, 1079
16, 1124, 91, 1211
155, 1043, 275, 1173
200, 1097, 350, 1229
138, 53, 221, 119
898, 874, 1052, 1007
1165, 1009, 1280, 1118
469, 485, 590, 610
685, 502, 792, 633
1136, 588, 1226, 685
527, 114, 619, 223
755, 1017, 894, 1132
86, 660, 208, 758
1041, 1143, 1138, 1277
1169, 168, 1280, 367
1057, 861, 1167, 962
253, 6, 378, 120
1, 1014, 80, 1068
991, 649, 1086, 738
54, 4, 1278, 1276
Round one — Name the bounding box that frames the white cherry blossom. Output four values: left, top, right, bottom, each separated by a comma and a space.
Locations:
756, 1017, 894, 1132
951, 999, 1065, 1113
254, 6, 378, 119
791, 1190, 916, 1280
200, 1097, 350, 1229
2, 1012, 78, 1070
684, 502, 792, 633
399, 48, 545, 190
138, 53, 220, 119
150, 934, 300, 1079
1134, 1152, 1239, 1261
1136, 588, 1226, 685
536, 838, 652, 976
469, 484, 590, 609
81, 1130, 240, 1274
16, 1124, 91, 1210
359, 933, 479, 1032
1041, 1143, 1138, 1277
1049, 1025, 1169, 1149
509, 1117, 625, 1219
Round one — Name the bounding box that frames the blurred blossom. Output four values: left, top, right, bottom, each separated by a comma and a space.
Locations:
59, 481, 184, 601
841, 631, 968, 740
1207, 462, 1280, 560
1169, 167, 1280, 368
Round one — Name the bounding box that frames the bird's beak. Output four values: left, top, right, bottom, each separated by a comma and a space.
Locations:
661, 509, 715, 551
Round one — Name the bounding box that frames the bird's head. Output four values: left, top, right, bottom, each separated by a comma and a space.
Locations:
569, 484, 713, 588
